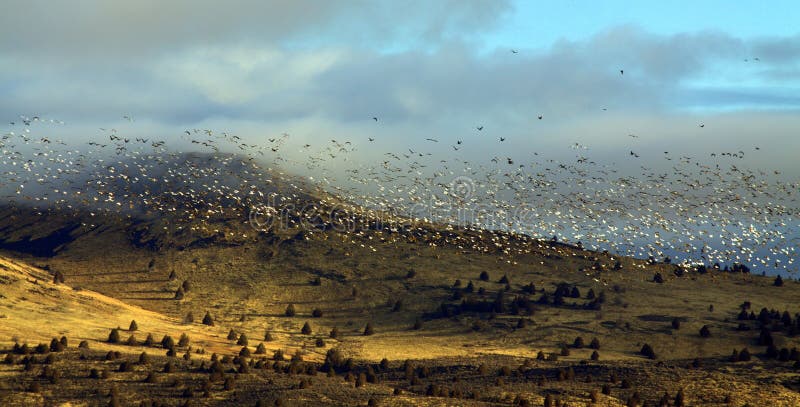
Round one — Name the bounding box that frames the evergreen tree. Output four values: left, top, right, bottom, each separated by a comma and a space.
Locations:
108, 328, 121, 344
285, 304, 296, 317
202, 311, 214, 326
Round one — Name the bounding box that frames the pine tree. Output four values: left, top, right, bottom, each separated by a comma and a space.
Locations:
301, 322, 312, 335
161, 335, 175, 350
108, 328, 121, 343
129, 320, 138, 331
237, 333, 249, 346
202, 311, 214, 326
573, 336, 585, 348
364, 323, 374, 336
285, 304, 296, 317
255, 343, 266, 354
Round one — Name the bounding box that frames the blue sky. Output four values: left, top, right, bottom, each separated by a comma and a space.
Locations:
489, 1, 800, 50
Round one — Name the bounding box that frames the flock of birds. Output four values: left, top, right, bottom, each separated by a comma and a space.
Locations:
1, 111, 798, 274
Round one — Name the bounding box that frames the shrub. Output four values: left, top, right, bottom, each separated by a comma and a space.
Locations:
355, 372, 367, 387
640, 343, 656, 359
202, 311, 214, 326
285, 304, 296, 317
465, 281, 475, 292
224, 377, 235, 391
699, 325, 711, 338
53, 270, 65, 284
674, 389, 685, 407
413, 319, 423, 330
672, 317, 681, 330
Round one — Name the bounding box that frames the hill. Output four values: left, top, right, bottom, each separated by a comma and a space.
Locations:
1, 153, 799, 406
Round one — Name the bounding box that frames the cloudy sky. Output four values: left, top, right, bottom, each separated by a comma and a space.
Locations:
2, 1, 800, 175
